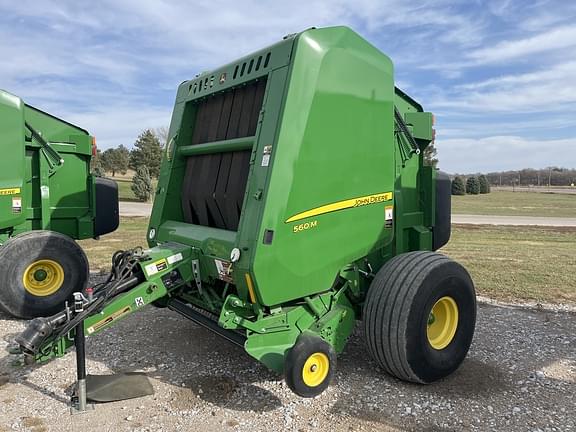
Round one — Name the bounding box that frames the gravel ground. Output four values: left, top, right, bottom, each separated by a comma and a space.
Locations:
1, 281, 574, 432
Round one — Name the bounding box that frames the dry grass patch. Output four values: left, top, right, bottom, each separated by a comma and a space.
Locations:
442, 224, 576, 303
452, 191, 576, 218
78, 217, 149, 271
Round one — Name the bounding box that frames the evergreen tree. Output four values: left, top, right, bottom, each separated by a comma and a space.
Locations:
100, 145, 130, 177
451, 176, 466, 195
466, 176, 480, 195
91, 149, 104, 176
114, 144, 130, 175
92, 165, 105, 177
100, 148, 115, 175
479, 174, 491, 194
131, 166, 153, 202
129, 129, 163, 178
424, 142, 438, 168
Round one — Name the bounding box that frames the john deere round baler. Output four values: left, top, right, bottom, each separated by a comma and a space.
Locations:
0, 90, 118, 319
17, 26, 475, 400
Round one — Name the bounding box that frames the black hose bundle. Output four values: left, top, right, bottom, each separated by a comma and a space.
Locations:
18, 248, 145, 357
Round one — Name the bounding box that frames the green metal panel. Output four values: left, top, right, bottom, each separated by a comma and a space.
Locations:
0, 92, 98, 242
0, 90, 26, 230
252, 27, 396, 306
393, 88, 435, 253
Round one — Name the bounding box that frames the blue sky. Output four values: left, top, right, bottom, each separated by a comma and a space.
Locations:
1, 0, 575, 173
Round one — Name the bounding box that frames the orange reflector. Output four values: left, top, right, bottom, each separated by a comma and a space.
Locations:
91, 136, 97, 157
245, 273, 257, 303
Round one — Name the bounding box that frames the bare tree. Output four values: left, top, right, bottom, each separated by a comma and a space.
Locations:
153, 126, 170, 149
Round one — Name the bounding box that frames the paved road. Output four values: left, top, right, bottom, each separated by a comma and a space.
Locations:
452, 214, 576, 227
119, 201, 152, 217
119, 202, 576, 227
493, 186, 576, 195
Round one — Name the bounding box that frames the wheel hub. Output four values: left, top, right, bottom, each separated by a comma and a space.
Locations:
427, 296, 459, 350
23, 259, 65, 297
302, 352, 329, 387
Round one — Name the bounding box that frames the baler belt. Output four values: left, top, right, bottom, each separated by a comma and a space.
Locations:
182, 78, 266, 231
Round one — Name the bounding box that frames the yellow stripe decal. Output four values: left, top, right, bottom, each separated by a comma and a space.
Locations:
0, 188, 21, 196
286, 192, 393, 223
245, 273, 257, 303
87, 306, 132, 334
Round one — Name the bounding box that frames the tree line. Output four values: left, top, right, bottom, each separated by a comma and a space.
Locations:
92, 128, 167, 201
457, 167, 576, 187
451, 175, 490, 196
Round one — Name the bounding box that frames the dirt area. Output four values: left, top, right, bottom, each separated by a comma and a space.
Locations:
1, 293, 574, 432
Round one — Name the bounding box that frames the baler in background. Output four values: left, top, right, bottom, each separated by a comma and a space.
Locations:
0, 90, 119, 319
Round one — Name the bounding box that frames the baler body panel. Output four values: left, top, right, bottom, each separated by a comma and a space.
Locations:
148, 36, 296, 301
150, 26, 435, 308
0, 91, 26, 230
252, 27, 396, 305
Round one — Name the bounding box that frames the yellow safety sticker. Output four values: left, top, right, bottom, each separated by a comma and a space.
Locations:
87, 306, 132, 334
286, 192, 393, 223
145, 258, 168, 276
0, 187, 21, 196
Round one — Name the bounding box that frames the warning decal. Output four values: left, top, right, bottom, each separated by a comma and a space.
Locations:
145, 258, 168, 276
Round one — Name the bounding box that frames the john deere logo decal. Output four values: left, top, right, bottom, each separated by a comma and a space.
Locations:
0, 187, 21, 196
286, 192, 393, 223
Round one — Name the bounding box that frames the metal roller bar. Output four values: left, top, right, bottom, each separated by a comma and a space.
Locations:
179, 136, 254, 156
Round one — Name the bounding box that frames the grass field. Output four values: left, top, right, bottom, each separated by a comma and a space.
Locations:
78, 217, 149, 269
114, 178, 138, 201
451, 191, 576, 218
79, 218, 576, 304
105, 176, 157, 202
442, 225, 576, 303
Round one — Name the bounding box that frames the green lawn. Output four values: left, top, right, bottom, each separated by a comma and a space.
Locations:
78, 217, 149, 270
442, 225, 576, 303
105, 177, 157, 202
80, 218, 576, 304
115, 178, 138, 201
451, 191, 576, 218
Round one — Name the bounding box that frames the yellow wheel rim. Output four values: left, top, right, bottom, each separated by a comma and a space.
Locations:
427, 296, 459, 350
22, 259, 65, 297
302, 352, 330, 387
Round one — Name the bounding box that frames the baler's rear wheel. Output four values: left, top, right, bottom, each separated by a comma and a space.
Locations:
363, 251, 476, 383
0, 231, 89, 319
284, 333, 336, 398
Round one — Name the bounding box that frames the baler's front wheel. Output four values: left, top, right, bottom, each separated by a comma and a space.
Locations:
0, 231, 89, 319
284, 334, 336, 398
363, 251, 476, 384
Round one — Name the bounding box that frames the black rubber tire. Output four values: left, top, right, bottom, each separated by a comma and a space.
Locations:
0, 231, 89, 319
363, 251, 476, 383
284, 333, 336, 398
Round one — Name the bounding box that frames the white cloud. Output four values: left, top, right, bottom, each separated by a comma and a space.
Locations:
467, 25, 576, 64
431, 59, 576, 113
65, 104, 171, 150
457, 61, 576, 90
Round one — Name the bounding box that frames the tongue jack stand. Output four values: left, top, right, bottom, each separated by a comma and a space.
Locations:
70, 295, 94, 414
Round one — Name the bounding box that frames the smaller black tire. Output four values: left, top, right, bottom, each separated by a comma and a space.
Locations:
363, 251, 476, 384
0, 231, 89, 319
284, 333, 336, 398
